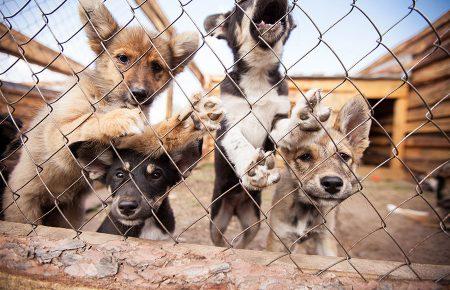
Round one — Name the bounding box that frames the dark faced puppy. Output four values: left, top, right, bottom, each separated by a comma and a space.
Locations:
70, 140, 202, 239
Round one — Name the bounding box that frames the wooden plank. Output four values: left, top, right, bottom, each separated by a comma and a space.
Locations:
407, 99, 450, 122
411, 57, 450, 86
1, 220, 449, 282
405, 134, 450, 148
405, 147, 450, 161
134, 0, 206, 88
391, 98, 409, 173
408, 78, 450, 109
0, 81, 59, 102
288, 77, 408, 99
370, 135, 392, 146
0, 24, 83, 75
411, 36, 450, 71
406, 118, 450, 133
0, 81, 60, 126
404, 158, 449, 174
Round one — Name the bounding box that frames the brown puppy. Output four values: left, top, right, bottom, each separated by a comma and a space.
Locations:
266, 96, 371, 256
1, 0, 220, 228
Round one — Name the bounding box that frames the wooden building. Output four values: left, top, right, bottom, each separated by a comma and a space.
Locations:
358, 11, 449, 176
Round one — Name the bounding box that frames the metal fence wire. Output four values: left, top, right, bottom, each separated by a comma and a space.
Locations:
0, 0, 449, 283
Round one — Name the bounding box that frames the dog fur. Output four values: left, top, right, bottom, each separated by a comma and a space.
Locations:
266, 96, 371, 256
1, 0, 211, 227
204, 0, 331, 248
69, 139, 202, 239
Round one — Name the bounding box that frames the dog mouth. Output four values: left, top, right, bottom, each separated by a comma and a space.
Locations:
117, 218, 144, 226
252, 0, 287, 38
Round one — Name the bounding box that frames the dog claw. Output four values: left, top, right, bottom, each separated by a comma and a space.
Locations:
293, 88, 330, 131
241, 149, 280, 190
188, 93, 224, 132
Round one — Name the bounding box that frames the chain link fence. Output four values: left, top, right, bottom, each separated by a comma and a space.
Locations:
0, 0, 449, 283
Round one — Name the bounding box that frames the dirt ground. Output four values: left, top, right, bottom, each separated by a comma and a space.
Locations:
83, 161, 450, 266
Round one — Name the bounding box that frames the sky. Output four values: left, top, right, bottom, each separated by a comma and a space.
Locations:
1, 0, 449, 122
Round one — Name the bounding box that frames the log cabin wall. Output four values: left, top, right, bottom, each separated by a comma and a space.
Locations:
359, 11, 450, 175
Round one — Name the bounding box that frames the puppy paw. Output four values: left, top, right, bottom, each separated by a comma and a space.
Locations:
178, 93, 223, 132
100, 108, 145, 138
293, 89, 331, 131
240, 148, 280, 190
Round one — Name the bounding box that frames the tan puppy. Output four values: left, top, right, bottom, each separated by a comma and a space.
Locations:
2, 0, 221, 228
267, 96, 371, 256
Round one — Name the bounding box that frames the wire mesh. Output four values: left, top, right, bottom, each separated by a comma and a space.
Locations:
0, 0, 449, 283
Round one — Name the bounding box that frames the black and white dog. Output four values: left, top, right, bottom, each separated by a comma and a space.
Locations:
204, 0, 330, 248
70, 140, 201, 239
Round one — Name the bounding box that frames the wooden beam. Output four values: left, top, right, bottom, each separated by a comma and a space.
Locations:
135, 0, 206, 88
0, 24, 83, 76
287, 77, 409, 99
391, 97, 409, 175
0, 220, 449, 282
209, 76, 409, 100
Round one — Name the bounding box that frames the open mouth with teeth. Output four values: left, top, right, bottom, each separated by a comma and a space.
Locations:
252, 0, 287, 38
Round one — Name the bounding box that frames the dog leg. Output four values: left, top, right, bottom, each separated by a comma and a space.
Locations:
3, 186, 44, 225
271, 89, 331, 150
233, 197, 261, 249
114, 94, 223, 156
222, 128, 280, 191
266, 230, 290, 252
210, 199, 234, 247
315, 232, 338, 256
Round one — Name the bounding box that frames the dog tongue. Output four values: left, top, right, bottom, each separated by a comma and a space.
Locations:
257, 20, 272, 30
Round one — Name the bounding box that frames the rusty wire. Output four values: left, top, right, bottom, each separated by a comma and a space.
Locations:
0, 0, 449, 283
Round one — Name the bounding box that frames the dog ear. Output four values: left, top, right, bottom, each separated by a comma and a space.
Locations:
204, 13, 228, 39
334, 97, 372, 159
170, 139, 203, 177
79, 0, 119, 54
170, 32, 200, 72
69, 141, 113, 181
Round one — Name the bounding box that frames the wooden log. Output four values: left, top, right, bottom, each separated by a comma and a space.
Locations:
406, 118, 450, 133
404, 133, 450, 148
287, 77, 408, 99
411, 37, 450, 72
407, 99, 450, 122
408, 78, 450, 109
411, 57, 450, 86
0, 24, 83, 75
404, 158, 449, 174
0, 81, 60, 125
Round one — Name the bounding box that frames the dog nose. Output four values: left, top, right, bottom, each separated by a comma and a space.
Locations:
130, 88, 148, 102
118, 200, 139, 216
320, 176, 343, 194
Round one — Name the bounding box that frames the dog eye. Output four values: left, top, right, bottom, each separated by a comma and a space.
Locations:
150, 169, 162, 179
116, 54, 129, 64
115, 171, 125, 179
151, 61, 163, 73
297, 153, 312, 162
339, 152, 351, 162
